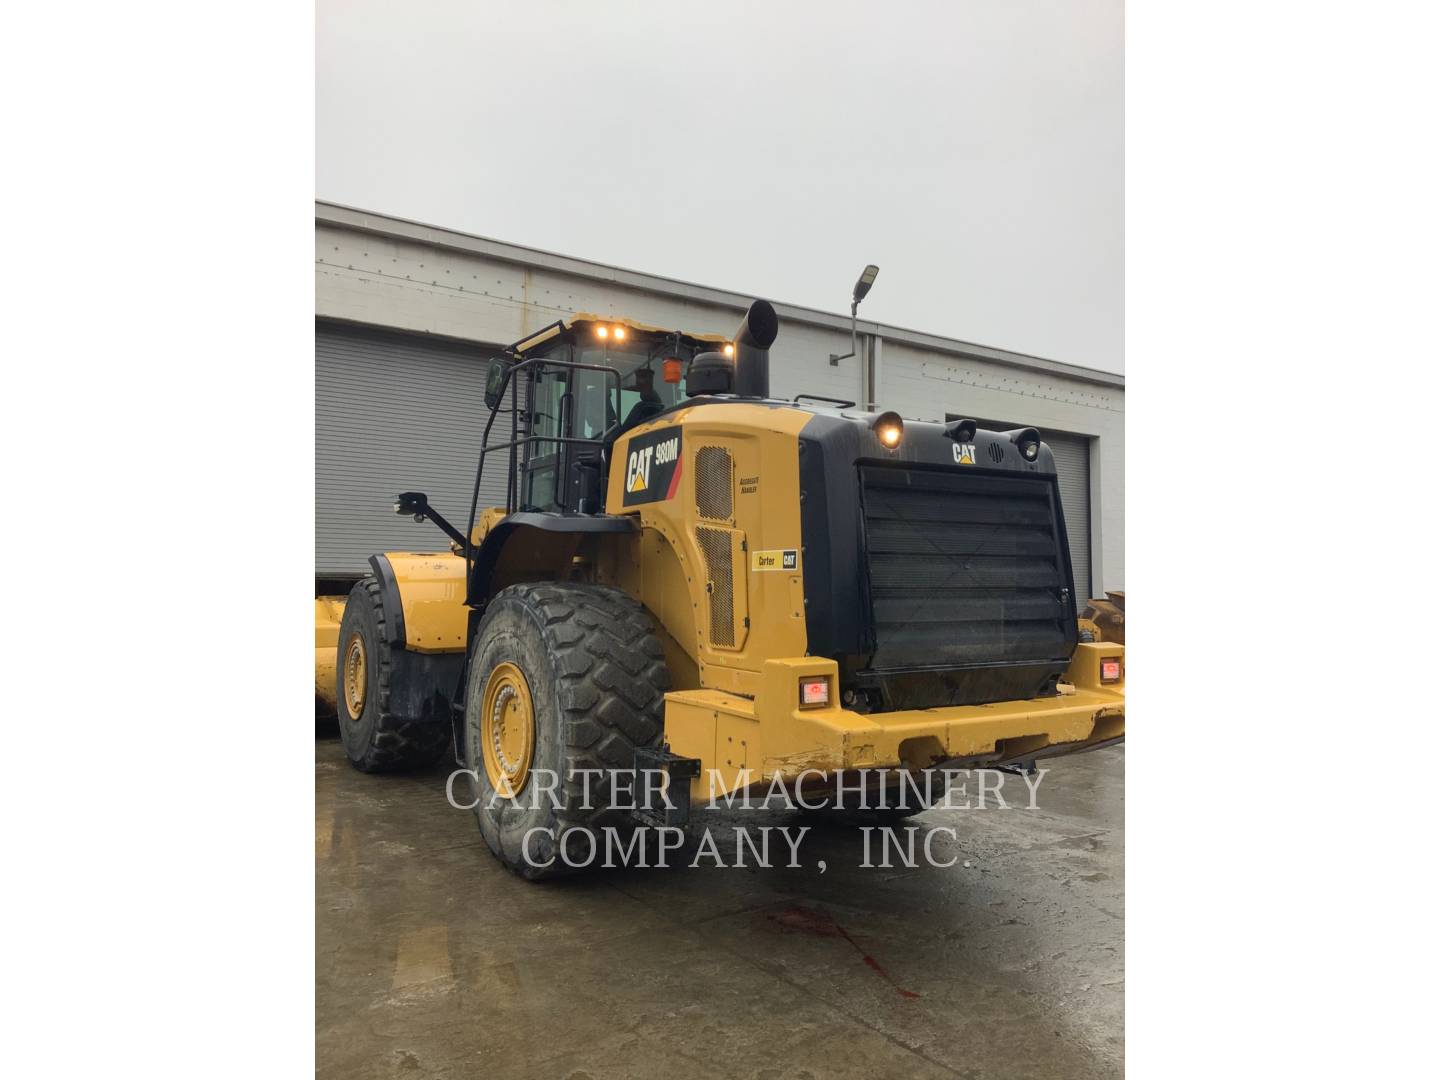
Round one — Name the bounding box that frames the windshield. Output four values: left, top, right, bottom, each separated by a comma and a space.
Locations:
573, 340, 690, 434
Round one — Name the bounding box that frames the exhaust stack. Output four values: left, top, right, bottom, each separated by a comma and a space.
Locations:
731, 299, 779, 399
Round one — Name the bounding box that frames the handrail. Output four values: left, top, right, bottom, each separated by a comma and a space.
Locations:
463, 352, 623, 591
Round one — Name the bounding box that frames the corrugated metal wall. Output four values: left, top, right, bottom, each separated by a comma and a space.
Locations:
963, 416, 1092, 600
315, 321, 508, 576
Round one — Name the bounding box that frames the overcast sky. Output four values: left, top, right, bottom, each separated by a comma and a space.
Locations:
317, 0, 1122, 373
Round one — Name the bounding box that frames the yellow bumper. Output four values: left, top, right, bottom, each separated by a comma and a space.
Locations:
663, 643, 1125, 795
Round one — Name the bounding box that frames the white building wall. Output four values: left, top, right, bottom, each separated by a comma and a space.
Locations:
315, 223, 869, 403
315, 206, 1124, 593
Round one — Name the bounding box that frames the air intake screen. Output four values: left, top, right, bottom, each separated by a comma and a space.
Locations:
695, 446, 734, 522
696, 524, 735, 647
859, 465, 1074, 673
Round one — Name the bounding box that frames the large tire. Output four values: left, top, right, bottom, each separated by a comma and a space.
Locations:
461, 582, 670, 880
335, 575, 450, 773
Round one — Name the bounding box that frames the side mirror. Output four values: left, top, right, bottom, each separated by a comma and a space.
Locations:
395, 491, 428, 518
484, 359, 509, 410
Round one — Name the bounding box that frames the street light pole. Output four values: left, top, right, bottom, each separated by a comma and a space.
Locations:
829, 264, 880, 366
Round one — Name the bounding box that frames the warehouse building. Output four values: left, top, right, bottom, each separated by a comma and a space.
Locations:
315, 201, 1124, 599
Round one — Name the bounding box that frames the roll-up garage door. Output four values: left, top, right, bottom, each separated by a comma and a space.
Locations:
316, 321, 508, 576
1045, 432, 1092, 601
954, 416, 1092, 601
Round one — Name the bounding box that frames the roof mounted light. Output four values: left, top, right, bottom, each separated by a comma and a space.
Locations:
945, 418, 978, 443
872, 411, 904, 450
1006, 427, 1042, 461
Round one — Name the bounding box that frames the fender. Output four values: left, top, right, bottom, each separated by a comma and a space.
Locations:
369, 552, 470, 653
466, 511, 638, 606
360, 553, 466, 734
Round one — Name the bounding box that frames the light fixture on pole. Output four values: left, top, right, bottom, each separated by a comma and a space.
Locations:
829, 264, 880, 366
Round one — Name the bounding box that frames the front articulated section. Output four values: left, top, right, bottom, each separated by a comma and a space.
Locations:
661, 643, 1125, 799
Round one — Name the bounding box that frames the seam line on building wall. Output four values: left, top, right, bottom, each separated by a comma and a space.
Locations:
318, 259, 582, 323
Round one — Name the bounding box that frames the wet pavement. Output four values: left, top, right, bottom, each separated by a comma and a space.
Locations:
316, 736, 1124, 1079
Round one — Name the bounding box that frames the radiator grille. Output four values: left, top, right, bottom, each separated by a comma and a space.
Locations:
695, 445, 734, 521
859, 465, 1072, 673
696, 525, 735, 646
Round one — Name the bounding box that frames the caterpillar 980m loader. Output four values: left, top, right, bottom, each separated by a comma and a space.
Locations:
314, 300, 1124, 878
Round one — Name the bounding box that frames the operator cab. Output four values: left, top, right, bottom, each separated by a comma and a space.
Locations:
505, 317, 727, 514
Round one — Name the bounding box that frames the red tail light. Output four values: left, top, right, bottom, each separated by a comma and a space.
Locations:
799, 676, 830, 707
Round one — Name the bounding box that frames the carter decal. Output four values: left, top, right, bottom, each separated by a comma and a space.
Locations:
751, 549, 799, 572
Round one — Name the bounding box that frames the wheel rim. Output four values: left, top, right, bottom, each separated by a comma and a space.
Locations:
480, 661, 536, 798
342, 633, 367, 721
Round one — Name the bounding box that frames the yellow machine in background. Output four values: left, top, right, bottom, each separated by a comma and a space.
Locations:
317, 301, 1124, 877
1080, 591, 1126, 645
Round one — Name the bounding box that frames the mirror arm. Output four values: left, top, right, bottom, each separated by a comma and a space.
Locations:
394, 492, 468, 549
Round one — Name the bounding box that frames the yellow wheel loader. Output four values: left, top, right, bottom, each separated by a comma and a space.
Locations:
315, 301, 1125, 878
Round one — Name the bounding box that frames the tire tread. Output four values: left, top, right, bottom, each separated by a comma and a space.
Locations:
475, 581, 670, 876
343, 575, 450, 773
